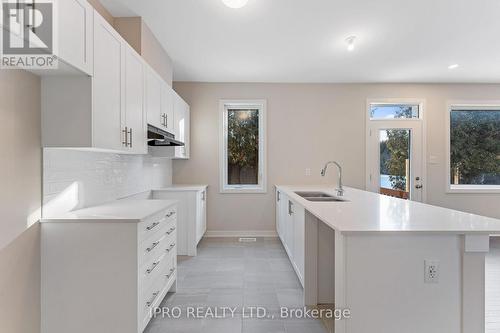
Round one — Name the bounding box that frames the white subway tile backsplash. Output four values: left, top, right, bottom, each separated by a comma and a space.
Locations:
42, 148, 172, 217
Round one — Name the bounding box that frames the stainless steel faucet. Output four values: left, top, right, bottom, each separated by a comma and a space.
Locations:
320, 161, 344, 196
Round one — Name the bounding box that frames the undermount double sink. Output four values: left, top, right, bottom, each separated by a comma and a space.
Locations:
294, 191, 348, 202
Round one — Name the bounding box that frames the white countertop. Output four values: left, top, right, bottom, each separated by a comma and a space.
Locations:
40, 199, 177, 223
153, 185, 208, 192
276, 185, 500, 234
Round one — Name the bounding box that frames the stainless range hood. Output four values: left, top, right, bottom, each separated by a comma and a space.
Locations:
147, 125, 184, 147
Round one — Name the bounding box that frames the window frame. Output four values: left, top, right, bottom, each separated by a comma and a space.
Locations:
219, 100, 267, 194
367, 98, 424, 121
446, 102, 500, 193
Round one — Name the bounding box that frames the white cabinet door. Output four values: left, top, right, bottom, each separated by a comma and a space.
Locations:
124, 48, 146, 154
293, 203, 305, 282
58, 0, 93, 75
161, 82, 174, 133
276, 190, 283, 240
92, 11, 124, 151
196, 190, 207, 244
145, 67, 162, 129
284, 199, 295, 260
173, 92, 190, 159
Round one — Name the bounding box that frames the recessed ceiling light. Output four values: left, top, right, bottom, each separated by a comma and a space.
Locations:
345, 36, 356, 52
448, 64, 459, 70
222, 0, 249, 9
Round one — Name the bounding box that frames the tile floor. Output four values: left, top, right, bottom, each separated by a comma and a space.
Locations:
145, 237, 329, 333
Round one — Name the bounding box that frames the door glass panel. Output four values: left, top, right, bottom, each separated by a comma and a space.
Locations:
379, 129, 411, 199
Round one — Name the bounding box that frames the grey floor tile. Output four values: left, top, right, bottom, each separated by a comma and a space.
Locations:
284, 319, 329, 333
276, 289, 304, 307
201, 316, 242, 333
145, 318, 203, 333
146, 237, 328, 333
243, 319, 286, 333
206, 288, 244, 307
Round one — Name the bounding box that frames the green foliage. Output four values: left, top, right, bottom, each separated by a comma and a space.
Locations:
450, 111, 500, 185
385, 129, 409, 191
227, 110, 259, 184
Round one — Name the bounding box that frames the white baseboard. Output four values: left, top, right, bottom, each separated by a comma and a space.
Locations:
204, 230, 278, 238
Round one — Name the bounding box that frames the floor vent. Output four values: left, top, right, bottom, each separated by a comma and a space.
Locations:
239, 237, 257, 243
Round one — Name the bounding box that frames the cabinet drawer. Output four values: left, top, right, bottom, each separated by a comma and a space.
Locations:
139, 237, 176, 294
139, 220, 176, 269
138, 208, 176, 242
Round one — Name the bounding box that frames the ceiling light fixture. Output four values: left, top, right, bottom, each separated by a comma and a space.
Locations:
345, 36, 356, 52
222, 0, 249, 9
448, 64, 459, 70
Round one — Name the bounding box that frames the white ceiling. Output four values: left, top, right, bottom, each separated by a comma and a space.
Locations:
101, 0, 500, 83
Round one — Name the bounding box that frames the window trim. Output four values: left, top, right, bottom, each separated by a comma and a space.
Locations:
219, 100, 267, 194
446, 102, 500, 193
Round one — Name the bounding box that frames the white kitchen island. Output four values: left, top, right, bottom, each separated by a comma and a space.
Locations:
275, 185, 500, 333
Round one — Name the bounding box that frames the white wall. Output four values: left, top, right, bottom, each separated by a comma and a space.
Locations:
0, 70, 41, 333
42, 149, 172, 217
172, 83, 500, 234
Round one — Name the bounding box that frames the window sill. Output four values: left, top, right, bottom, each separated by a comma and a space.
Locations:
220, 186, 267, 194
447, 185, 500, 194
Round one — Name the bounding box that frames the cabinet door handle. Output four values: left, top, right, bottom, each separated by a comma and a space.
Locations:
146, 291, 160, 307
146, 260, 161, 274
128, 128, 133, 148
166, 211, 175, 218
122, 126, 128, 146
288, 201, 293, 215
146, 241, 160, 252
277, 191, 281, 202
166, 227, 176, 235
166, 243, 176, 252
202, 191, 206, 201
165, 268, 176, 279
146, 221, 160, 231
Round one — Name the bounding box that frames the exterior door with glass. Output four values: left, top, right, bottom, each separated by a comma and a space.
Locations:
366, 102, 425, 202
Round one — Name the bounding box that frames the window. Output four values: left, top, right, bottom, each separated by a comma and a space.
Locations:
370, 103, 420, 119
219, 100, 266, 193
447, 104, 500, 192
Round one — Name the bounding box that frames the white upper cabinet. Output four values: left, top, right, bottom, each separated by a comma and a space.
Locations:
124, 48, 147, 154
57, 0, 93, 75
145, 67, 163, 130
42, 10, 147, 154
92, 12, 124, 151
161, 82, 175, 133
173, 91, 190, 159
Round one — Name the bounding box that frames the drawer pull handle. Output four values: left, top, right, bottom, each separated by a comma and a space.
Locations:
146, 241, 160, 252
166, 243, 176, 253
146, 260, 161, 274
146, 222, 160, 231
146, 291, 160, 307
166, 211, 176, 218
165, 268, 176, 279
166, 227, 176, 235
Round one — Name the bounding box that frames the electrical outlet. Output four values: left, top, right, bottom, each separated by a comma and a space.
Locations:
425, 260, 439, 283
305, 168, 311, 176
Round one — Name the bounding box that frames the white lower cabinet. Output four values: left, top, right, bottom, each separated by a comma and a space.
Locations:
153, 187, 207, 256
276, 189, 305, 287
41, 204, 177, 333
